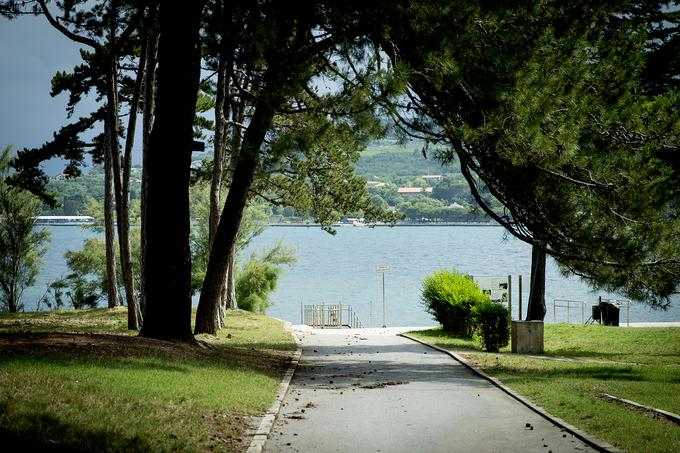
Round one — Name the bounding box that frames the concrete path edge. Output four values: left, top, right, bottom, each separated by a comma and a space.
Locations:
399, 333, 625, 453
246, 324, 302, 453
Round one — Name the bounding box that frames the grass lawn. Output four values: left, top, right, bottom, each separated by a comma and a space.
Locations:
0, 308, 296, 452
409, 324, 680, 453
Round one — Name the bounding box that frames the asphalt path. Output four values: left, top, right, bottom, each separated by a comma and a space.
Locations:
264, 329, 596, 453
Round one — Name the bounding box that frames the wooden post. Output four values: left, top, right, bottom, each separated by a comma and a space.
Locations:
518, 275, 523, 321
507, 275, 512, 321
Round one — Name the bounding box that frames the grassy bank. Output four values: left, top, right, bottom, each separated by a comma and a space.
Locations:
0, 308, 296, 452
409, 324, 680, 453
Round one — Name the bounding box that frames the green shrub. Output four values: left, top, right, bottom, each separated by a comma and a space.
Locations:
235, 241, 296, 313
473, 300, 509, 352
236, 260, 281, 313
421, 270, 488, 338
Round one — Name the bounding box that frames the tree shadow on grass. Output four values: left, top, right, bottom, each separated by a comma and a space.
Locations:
407, 328, 482, 352
545, 348, 680, 365
0, 409, 172, 453
0, 332, 292, 375
488, 363, 648, 382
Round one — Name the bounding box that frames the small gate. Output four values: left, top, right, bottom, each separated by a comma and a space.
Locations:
302, 304, 363, 328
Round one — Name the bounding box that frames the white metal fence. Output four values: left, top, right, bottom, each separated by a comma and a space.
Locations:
302, 304, 363, 328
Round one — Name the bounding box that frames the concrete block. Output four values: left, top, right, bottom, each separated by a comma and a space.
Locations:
512, 320, 544, 354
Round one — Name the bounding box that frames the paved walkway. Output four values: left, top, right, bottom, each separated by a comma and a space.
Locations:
264, 328, 596, 453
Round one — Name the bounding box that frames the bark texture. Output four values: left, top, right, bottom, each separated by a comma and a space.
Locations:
194, 96, 278, 335
139, 0, 204, 342
139, 26, 159, 320
527, 243, 547, 321
103, 119, 120, 308
121, 30, 148, 330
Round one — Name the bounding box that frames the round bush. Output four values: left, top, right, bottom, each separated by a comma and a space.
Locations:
473, 300, 510, 352
421, 270, 489, 338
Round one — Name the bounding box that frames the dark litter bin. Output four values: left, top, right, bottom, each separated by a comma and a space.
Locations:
599, 299, 621, 326
591, 305, 601, 323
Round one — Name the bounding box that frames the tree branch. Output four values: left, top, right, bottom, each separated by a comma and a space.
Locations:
36, 0, 99, 48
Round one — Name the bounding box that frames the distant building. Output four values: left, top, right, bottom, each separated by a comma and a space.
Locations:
421, 175, 443, 183
366, 181, 386, 188
448, 202, 465, 209
397, 187, 433, 195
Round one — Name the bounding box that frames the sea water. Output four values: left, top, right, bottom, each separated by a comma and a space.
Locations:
20, 225, 680, 325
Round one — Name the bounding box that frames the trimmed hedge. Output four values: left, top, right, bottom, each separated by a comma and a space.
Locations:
473, 300, 510, 352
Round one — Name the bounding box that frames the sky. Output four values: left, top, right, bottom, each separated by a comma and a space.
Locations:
0, 14, 101, 175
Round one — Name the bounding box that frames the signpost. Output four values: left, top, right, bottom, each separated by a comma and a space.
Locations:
376, 264, 391, 327
471, 275, 513, 320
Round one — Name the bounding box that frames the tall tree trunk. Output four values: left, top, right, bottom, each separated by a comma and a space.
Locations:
139, 0, 204, 342
222, 85, 247, 314
197, 17, 238, 332
526, 242, 547, 321
225, 246, 237, 309
120, 31, 148, 330
195, 97, 278, 335
139, 27, 159, 320
210, 59, 228, 330
215, 245, 236, 328
209, 56, 229, 249
208, 56, 229, 330
103, 119, 121, 309
104, 2, 135, 320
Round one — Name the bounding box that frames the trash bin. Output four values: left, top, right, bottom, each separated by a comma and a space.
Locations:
599, 300, 620, 326
591, 305, 601, 323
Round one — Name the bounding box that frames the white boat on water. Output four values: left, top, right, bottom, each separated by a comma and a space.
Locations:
34, 216, 95, 226
336, 217, 365, 227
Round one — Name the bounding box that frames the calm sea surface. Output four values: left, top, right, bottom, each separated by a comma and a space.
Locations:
23, 225, 680, 325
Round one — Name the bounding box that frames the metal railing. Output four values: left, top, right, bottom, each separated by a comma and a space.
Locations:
302, 303, 363, 328
553, 299, 586, 324
553, 298, 631, 326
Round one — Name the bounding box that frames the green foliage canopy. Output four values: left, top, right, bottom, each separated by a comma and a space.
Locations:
382, 0, 680, 307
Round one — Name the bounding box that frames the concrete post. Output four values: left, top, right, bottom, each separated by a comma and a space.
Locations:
511, 320, 544, 354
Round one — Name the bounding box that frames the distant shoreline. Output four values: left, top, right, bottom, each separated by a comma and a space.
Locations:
269, 222, 500, 228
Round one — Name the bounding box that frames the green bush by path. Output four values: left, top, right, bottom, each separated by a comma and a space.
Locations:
473, 300, 509, 352
421, 269, 489, 337
408, 324, 680, 453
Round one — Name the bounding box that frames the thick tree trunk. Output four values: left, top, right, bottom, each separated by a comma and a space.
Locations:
139, 0, 203, 342
526, 242, 547, 321
103, 119, 121, 309
195, 98, 277, 335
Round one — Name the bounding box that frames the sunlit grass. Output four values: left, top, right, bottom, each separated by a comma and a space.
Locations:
408, 324, 680, 453
0, 306, 132, 334
0, 308, 296, 452
203, 309, 297, 351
